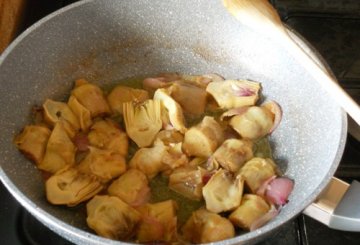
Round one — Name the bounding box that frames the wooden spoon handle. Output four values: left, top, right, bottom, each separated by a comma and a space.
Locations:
224, 0, 360, 125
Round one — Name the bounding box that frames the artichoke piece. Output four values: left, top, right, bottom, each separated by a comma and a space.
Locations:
46, 167, 103, 206
107, 85, 149, 115
153, 88, 186, 133
168, 166, 206, 201
213, 139, 253, 173
229, 194, 270, 230
86, 195, 141, 240
14, 125, 51, 164
155, 129, 184, 146
88, 119, 128, 156
180, 73, 225, 88
206, 79, 261, 109
123, 100, 162, 148
78, 147, 126, 183
182, 116, 224, 158
67, 95, 92, 131
168, 81, 207, 115
38, 122, 76, 173
238, 157, 277, 193
161, 142, 189, 175
202, 169, 244, 213
108, 169, 150, 207
43, 99, 80, 131
71, 79, 110, 118
136, 200, 178, 243
229, 106, 274, 140
182, 209, 235, 244
129, 141, 168, 179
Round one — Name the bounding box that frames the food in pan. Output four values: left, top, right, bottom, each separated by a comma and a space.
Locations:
14, 73, 294, 243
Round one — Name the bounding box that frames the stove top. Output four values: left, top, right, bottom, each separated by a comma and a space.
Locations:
1, 0, 360, 244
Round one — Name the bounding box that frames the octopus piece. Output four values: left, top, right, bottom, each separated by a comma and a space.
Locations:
67, 95, 92, 131
42, 99, 80, 131
167, 81, 207, 115
182, 209, 235, 244
38, 122, 76, 173
202, 169, 244, 213
182, 116, 224, 158
129, 141, 168, 179
168, 166, 206, 201
107, 85, 149, 115
14, 125, 51, 164
46, 167, 103, 206
229, 194, 270, 230
238, 157, 277, 193
108, 169, 150, 207
213, 139, 253, 173
86, 195, 141, 240
123, 100, 162, 147
153, 88, 187, 133
206, 79, 261, 109
136, 200, 178, 243
88, 119, 128, 156
71, 79, 111, 118
77, 147, 126, 183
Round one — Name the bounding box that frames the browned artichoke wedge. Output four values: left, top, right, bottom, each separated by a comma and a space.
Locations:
88, 119, 128, 156
86, 195, 141, 240
202, 169, 244, 213
77, 147, 126, 183
108, 169, 150, 207
182, 209, 235, 244
14, 125, 51, 164
71, 80, 110, 118
107, 85, 149, 115
136, 200, 178, 243
38, 122, 76, 173
67, 95, 92, 131
229, 194, 270, 230
123, 100, 162, 147
46, 167, 103, 206
206, 79, 261, 109
43, 99, 80, 131
238, 157, 277, 193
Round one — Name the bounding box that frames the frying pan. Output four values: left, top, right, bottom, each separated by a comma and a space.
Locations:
0, 0, 358, 244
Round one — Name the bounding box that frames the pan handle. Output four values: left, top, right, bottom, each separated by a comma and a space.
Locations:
303, 177, 360, 231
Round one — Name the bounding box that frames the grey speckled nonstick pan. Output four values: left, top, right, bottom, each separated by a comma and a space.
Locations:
0, 0, 359, 244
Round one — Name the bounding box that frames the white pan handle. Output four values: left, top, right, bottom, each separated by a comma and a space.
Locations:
303, 177, 360, 231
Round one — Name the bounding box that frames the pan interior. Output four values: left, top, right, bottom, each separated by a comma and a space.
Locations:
0, 0, 346, 244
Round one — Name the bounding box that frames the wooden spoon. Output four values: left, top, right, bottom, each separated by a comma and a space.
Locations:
223, 0, 360, 125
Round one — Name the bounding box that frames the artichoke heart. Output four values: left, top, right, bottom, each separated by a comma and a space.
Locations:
43, 99, 80, 131
71, 79, 111, 118
206, 79, 261, 109
153, 88, 187, 133
202, 169, 244, 213
67, 95, 92, 131
107, 85, 149, 115
182, 209, 235, 244
38, 122, 76, 173
46, 167, 103, 206
14, 125, 51, 164
123, 100, 162, 148
78, 147, 126, 183
86, 195, 141, 240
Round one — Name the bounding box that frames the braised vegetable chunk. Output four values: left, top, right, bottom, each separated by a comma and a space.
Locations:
14, 125, 51, 164
86, 195, 141, 240
206, 79, 261, 109
202, 169, 244, 213
182, 209, 235, 243
182, 116, 224, 158
46, 167, 103, 206
136, 200, 178, 243
108, 169, 150, 207
229, 194, 270, 230
71, 79, 111, 117
38, 122, 76, 173
15, 73, 292, 244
